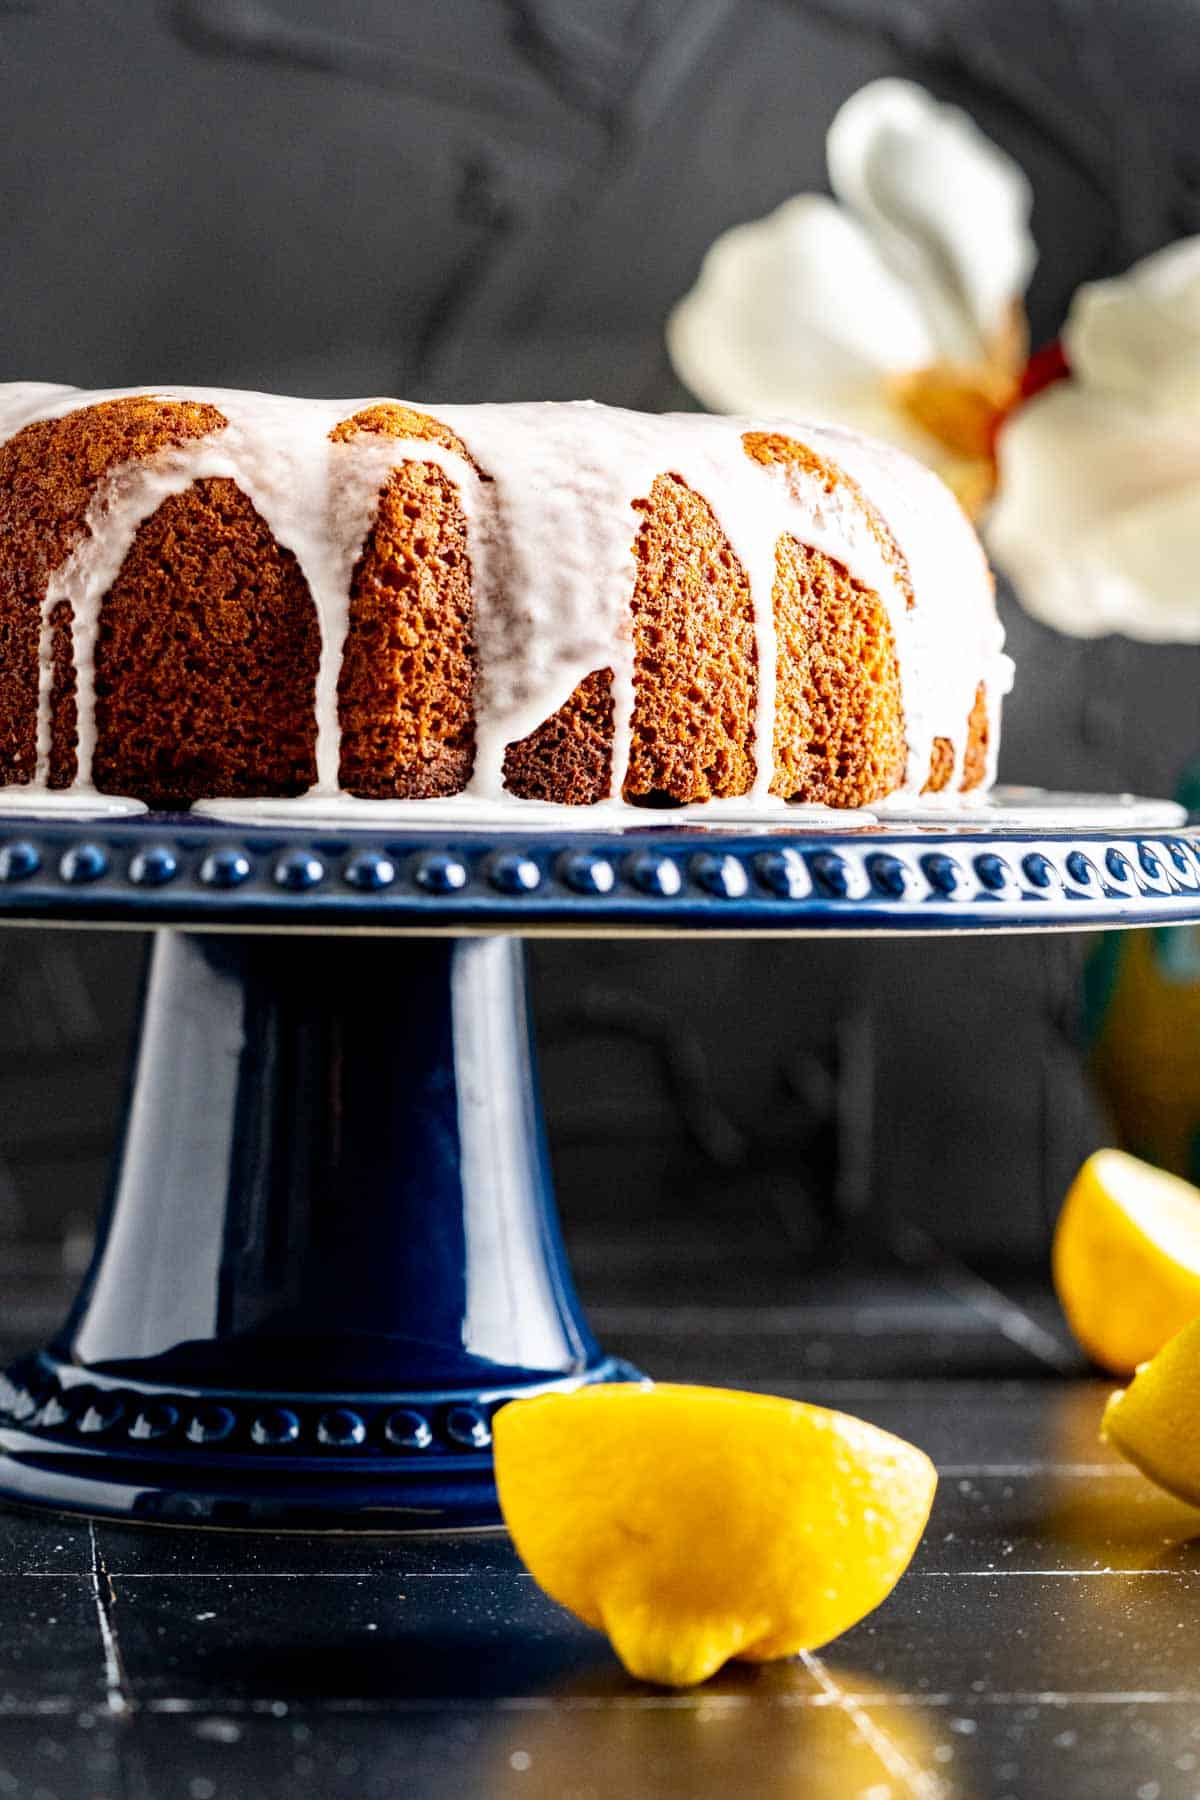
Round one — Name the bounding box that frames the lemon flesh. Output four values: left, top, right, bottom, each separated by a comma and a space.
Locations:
493, 1382, 936, 1688
1052, 1149, 1200, 1375
1103, 1316, 1200, 1505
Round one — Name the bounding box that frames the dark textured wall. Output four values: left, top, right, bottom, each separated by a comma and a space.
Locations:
0, 0, 1197, 1264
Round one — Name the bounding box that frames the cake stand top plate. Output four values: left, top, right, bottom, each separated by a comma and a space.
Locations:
0, 788, 1195, 936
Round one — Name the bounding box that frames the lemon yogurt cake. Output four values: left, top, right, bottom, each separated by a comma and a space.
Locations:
0, 384, 1012, 816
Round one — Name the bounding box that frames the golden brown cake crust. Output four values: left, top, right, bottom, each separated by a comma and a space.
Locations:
623, 473, 758, 806
960, 681, 990, 791
0, 395, 226, 785
924, 738, 955, 794
503, 669, 614, 804
331, 404, 487, 477
923, 681, 989, 794
92, 477, 320, 809
336, 459, 477, 799
742, 431, 915, 610
770, 536, 907, 806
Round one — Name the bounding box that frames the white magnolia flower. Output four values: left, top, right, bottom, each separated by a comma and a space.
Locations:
667, 78, 1037, 511
990, 237, 1200, 641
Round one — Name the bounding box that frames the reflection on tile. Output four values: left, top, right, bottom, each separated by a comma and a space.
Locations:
861, 1698, 1200, 1800
916, 1472, 1200, 1575
0, 1716, 125, 1796
122, 1691, 915, 1800
462, 1675, 937, 1800
830, 1571, 1200, 1699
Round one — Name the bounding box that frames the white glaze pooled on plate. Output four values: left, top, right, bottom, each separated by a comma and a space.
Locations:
0, 385, 1011, 817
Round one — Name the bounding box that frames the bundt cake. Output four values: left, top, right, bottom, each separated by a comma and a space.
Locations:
0, 384, 1011, 815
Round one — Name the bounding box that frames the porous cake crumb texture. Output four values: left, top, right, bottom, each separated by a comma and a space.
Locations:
770, 536, 906, 807
92, 477, 320, 809
624, 473, 758, 806
503, 669, 614, 805
336, 459, 477, 800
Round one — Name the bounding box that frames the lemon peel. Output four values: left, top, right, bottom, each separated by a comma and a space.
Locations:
1052, 1149, 1200, 1375
1102, 1316, 1200, 1506
493, 1382, 936, 1688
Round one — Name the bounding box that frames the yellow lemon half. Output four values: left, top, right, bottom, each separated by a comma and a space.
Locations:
1103, 1316, 1200, 1506
1052, 1149, 1200, 1375
493, 1382, 936, 1688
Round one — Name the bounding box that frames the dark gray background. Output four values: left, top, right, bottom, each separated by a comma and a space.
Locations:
1, 0, 1198, 1271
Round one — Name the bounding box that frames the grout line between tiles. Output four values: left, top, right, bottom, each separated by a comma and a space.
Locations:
800, 1650, 950, 1800
145, 1687, 1200, 1714
935, 1463, 1137, 1477
16, 1568, 531, 1580
89, 1520, 134, 1719
18, 1559, 1190, 1581
933, 1691, 1200, 1707
6, 1688, 1200, 1723
918, 1569, 1199, 1578
892, 1227, 1079, 1374
136, 1688, 1200, 1712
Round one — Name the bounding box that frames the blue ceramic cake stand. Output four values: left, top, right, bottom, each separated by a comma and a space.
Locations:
0, 790, 1196, 1531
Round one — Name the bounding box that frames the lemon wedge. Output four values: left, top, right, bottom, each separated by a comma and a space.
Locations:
493, 1382, 936, 1688
1102, 1316, 1200, 1504
1052, 1149, 1200, 1375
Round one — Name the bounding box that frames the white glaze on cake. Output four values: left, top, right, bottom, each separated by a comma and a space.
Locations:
0, 384, 1012, 815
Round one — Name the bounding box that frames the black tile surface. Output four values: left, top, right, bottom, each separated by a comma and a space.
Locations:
0, 1232, 1198, 1799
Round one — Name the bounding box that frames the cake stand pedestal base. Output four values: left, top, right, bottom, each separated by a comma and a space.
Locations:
0, 933, 632, 1529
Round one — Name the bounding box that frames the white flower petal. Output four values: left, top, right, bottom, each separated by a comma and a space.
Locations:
1067, 235, 1200, 411
666, 193, 936, 422
1088, 485, 1200, 641
827, 78, 1035, 363
988, 382, 1200, 639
